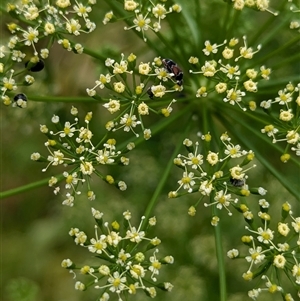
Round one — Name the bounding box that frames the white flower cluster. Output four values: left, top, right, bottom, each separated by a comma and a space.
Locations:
31, 107, 131, 206
62, 209, 174, 300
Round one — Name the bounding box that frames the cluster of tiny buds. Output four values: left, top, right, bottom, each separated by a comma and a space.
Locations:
61, 209, 174, 300
30, 107, 132, 206
260, 82, 300, 160
1, 0, 98, 105
189, 36, 269, 111
289, 0, 300, 32
103, 0, 182, 41
168, 132, 263, 219
227, 201, 300, 300
231, 0, 278, 15
86, 54, 182, 138
1, 67, 34, 107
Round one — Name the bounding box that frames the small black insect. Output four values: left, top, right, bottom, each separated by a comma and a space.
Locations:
230, 177, 245, 188
13, 93, 27, 108
25, 58, 45, 72
147, 86, 154, 99
162, 58, 183, 86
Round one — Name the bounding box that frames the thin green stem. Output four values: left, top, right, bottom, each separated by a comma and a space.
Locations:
251, 35, 300, 68
249, 2, 287, 46
221, 3, 232, 40
212, 204, 227, 301
249, 18, 273, 46
142, 107, 194, 227
153, 31, 180, 58
82, 46, 108, 62
194, 0, 202, 49
27, 95, 97, 103
271, 53, 300, 70
141, 136, 182, 226
0, 174, 64, 199
172, 1, 201, 51
225, 9, 241, 40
